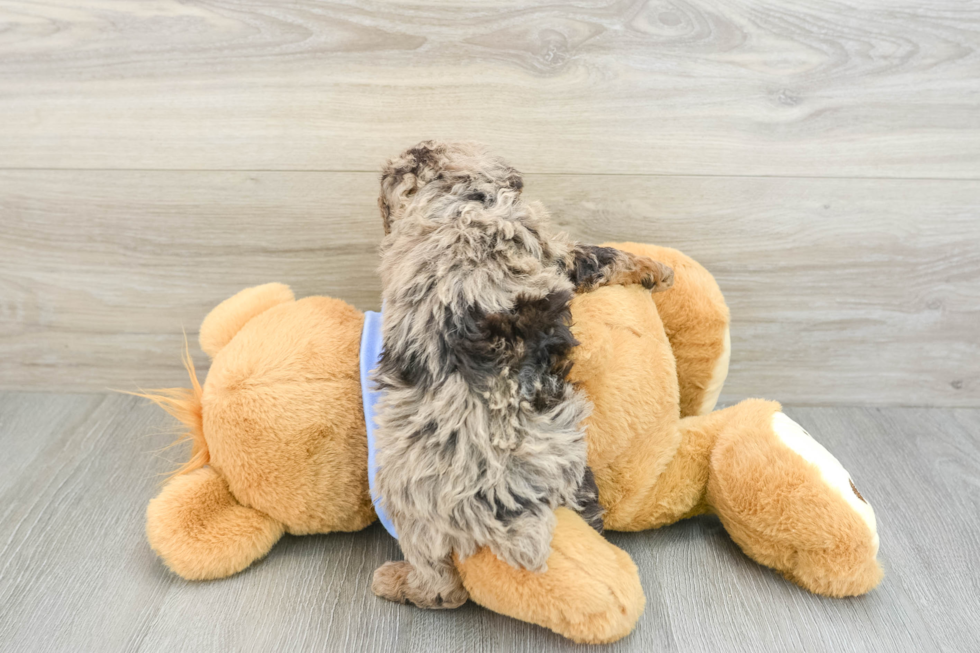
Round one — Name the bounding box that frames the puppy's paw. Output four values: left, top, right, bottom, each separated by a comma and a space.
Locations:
372, 560, 469, 609
426, 584, 469, 610
634, 256, 674, 293
372, 560, 412, 604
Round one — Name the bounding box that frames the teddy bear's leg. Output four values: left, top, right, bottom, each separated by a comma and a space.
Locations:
603, 242, 730, 417
704, 399, 883, 597
602, 399, 881, 597
146, 466, 285, 580
455, 508, 645, 644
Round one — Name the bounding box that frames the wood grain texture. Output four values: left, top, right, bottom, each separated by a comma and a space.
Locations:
1, 394, 978, 651
2, 0, 978, 648
0, 393, 175, 652
0, 0, 978, 177
2, 170, 977, 405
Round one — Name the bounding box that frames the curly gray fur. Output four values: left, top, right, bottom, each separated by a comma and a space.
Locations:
371, 141, 672, 609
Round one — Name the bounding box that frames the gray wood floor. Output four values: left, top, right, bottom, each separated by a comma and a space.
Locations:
1, 391, 977, 652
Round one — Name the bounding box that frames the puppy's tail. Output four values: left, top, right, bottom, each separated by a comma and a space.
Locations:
126, 338, 208, 480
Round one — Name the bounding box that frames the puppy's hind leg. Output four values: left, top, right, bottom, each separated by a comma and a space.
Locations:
373, 553, 469, 609
565, 244, 674, 294
489, 510, 556, 573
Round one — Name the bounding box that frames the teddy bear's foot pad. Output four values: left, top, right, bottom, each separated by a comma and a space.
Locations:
707, 400, 883, 598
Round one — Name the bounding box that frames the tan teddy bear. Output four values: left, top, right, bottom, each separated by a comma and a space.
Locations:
142, 243, 881, 644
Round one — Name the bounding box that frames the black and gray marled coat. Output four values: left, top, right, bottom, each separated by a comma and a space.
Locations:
370, 141, 672, 609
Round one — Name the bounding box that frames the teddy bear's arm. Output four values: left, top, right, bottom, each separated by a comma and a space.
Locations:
602, 243, 731, 417
146, 466, 285, 580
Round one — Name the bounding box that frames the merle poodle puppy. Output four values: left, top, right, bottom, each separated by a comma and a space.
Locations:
371, 141, 673, 609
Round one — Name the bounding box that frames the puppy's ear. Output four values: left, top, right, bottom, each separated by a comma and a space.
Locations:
379, 141, 445, 234
378, 194, 393, 235
379, 161, 419, 235
503, 169, 523, 194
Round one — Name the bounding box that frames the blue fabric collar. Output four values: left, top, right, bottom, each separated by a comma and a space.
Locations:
360, 310, 398, 539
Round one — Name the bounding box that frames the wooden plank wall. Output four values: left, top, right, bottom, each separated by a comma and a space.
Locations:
0, 0, 978, 405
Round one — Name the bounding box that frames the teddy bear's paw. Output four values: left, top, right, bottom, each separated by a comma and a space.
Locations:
456, 509, 645, 644
770, 412, 879, 557
708, 401, 883, 598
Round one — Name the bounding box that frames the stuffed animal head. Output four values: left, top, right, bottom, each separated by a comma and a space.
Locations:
142, 284, 377, 579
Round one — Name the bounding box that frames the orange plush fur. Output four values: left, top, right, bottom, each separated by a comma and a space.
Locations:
132, 342, 207, 479
143, 245, 881, 644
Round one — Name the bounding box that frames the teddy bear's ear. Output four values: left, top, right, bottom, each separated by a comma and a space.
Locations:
199, 283, 295, 358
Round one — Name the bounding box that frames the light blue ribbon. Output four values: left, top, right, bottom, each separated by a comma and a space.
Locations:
359, 310, 398, 539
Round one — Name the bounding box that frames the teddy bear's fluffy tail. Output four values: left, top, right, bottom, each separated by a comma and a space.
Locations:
133, 338, 208, 479
132, 284, 297, 481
